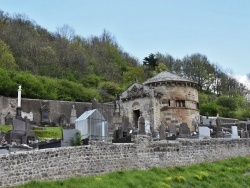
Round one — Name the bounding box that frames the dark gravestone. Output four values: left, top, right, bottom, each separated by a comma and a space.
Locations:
13, 119, 27, 132
59, 114, 67, 126
159, 123, 166, 140
179, 122, 190, 137
247, 124, 250, 130
5, 112, 13, 125
138, 116, 145, 135
92, 98, 99, 109
41, 101, 50, 125
168, 124, 176, 136
121, 116, 130, 137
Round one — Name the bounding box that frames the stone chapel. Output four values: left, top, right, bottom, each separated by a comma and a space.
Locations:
116, 71, 200, 133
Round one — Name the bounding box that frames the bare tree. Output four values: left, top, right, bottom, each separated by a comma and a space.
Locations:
56, 24, 75, 42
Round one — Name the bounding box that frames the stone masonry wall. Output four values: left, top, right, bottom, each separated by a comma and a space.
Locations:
0, 96, 114, 126
1, 138, 250, 187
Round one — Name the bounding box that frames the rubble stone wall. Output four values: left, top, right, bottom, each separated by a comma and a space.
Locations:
0, 96, 114, 126
1, 138, 250, 187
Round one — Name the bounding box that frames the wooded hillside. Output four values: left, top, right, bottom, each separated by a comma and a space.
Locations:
0, 10, 250, 120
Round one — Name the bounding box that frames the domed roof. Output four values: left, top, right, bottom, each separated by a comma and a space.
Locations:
143, 71, 196, 85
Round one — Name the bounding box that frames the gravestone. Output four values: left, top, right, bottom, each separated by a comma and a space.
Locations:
179, 122, 190, 137
5, 112, 13, 125
61, 129, 78, 147
168, 124, 176, 136
231, 126, 240, 138
92, 98, 98, 109
21, 112, 33, 122
70, 104, 77, 124
138, 115, 145, 135
199, 126, 210, 139
202, 118, 210, 126
159, 123, 166, 140
13, 118, 30, 132
59, 114, 67, 126
121, 116, 129, 137
145, 120, 151, 135
41, 100, 50, 125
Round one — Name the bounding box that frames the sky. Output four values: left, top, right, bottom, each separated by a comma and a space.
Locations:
1, 0, 250, 78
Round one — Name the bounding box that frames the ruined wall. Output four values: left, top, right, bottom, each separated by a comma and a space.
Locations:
0, 97, 114, 126
1, 138, 250, 187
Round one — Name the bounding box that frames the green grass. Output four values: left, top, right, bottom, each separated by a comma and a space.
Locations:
0, 125, 12, 133
0, 125, 62, 140
13, 156, 250, 188
33, 127, 63, 140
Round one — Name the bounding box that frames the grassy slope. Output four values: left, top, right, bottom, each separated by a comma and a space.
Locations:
13, 156, 250, 188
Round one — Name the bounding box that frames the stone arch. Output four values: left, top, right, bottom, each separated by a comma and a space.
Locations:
132, 101, 140, 110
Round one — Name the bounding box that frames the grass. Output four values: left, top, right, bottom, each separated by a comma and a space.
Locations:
13, 156, 250, 188
0, 125, 12, 133
0, 125, 62, 140
33, 126, 63, 140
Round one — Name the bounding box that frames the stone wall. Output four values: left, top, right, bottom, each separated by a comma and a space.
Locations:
1, 138, 250, 187
0, 96, 115, 126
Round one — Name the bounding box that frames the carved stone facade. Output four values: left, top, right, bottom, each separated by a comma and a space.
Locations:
118, 71, 200, 132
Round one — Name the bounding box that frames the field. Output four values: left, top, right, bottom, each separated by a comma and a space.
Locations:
13, 156, 250, 188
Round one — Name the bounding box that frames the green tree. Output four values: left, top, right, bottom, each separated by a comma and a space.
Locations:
0, 68, 18, 97
216, 96, 237, 111
200, 103, 219, 116
143, 53, 158, 69
0, 39, 18, 70
182, 53, 214, 91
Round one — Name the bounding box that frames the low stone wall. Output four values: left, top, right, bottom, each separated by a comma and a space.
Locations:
1, 138, 250, 187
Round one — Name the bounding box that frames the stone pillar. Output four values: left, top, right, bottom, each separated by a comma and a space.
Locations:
16, 85, 22, 118
70, 104, 77, 124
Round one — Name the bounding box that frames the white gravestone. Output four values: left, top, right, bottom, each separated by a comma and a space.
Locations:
231, 126, 240, 138
199, 126, 210, 139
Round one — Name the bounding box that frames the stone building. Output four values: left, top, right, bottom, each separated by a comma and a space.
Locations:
117, 71, 200, 133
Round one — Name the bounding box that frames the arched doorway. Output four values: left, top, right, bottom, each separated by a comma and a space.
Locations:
132, 101, 140, 128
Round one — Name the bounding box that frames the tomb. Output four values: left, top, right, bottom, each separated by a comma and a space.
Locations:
117, 71, 199, 133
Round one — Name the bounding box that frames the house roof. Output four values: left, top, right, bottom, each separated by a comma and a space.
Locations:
143, 71, 196, 85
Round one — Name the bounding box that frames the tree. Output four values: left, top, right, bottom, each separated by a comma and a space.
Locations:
56, 24, 75, 42
0, 39, 18, 70
143, 53, 158, 69
182, 53, 214, 91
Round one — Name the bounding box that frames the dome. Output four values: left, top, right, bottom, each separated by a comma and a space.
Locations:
143, 71, 196, 85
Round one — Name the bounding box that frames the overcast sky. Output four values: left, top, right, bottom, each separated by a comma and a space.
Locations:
1, 0, 250, 77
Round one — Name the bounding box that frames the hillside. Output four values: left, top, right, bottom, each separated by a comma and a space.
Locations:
1, 9, 250, 119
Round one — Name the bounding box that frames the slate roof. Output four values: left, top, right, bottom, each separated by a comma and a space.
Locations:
143, 71, 196, 85
75, 109, 106, 122
75, 109, 96, 122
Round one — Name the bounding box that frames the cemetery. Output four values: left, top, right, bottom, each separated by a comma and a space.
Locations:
1, 71, 250, 187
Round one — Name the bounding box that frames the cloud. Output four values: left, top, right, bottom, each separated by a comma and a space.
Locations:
234, 75, 250, 90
